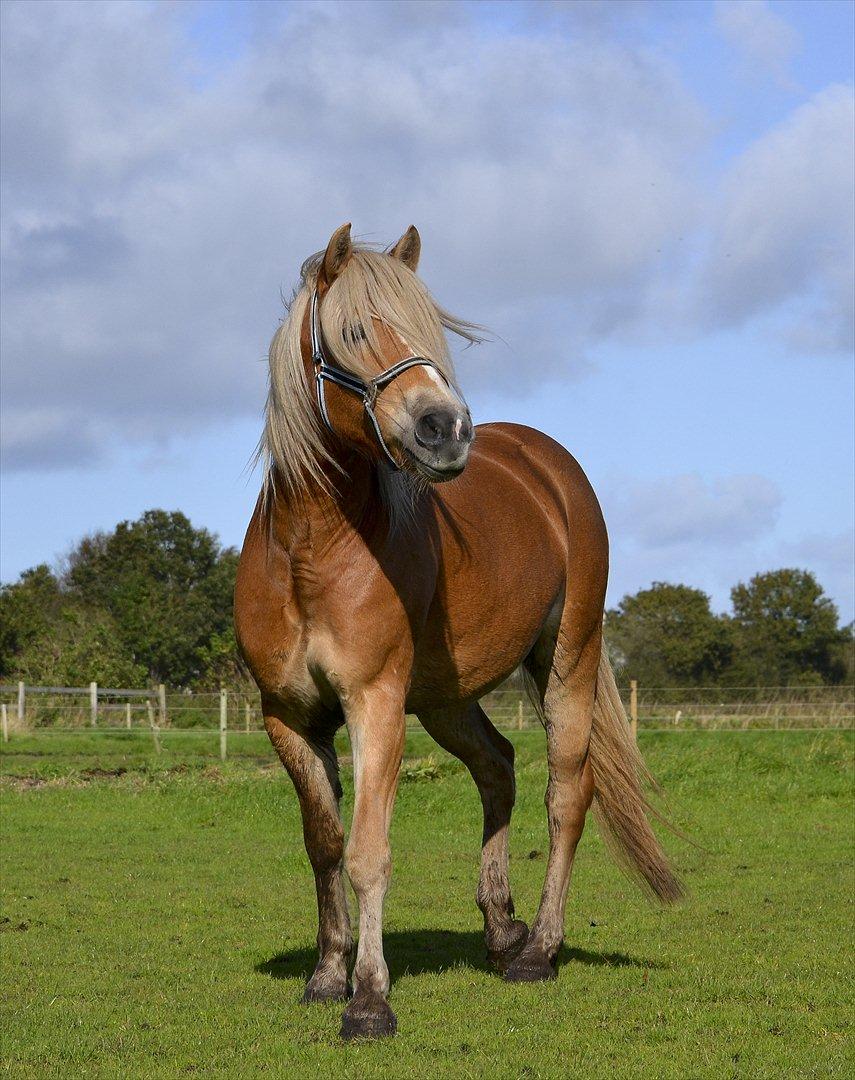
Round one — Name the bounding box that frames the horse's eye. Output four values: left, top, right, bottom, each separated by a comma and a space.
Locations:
344, 323, 367, 344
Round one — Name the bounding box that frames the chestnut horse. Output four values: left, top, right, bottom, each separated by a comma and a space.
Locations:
235, 224, 681, 1040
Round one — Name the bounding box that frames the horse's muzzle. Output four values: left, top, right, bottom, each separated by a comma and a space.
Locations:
412, 406, 473, 479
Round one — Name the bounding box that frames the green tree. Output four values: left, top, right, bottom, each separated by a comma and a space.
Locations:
64, 510, 238, 687
605, 582, 732, 686
16, 605, 147, 687
833, 623, 854, 684
0, 565, 63, 678
195, 626, 247, 688
728, 569, 847, 685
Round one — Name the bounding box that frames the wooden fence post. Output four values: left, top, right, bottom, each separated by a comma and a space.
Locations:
244, 701, 251, 733
146, 700, 162, 754
2, 703, 8, 743
630, 679, 638, 740
158, 684, 167, 727
90, 682, 98, 727
126, 702, 132, 729
17, 681, 25, 724
517, 699, 524, 730
219, 690, 228, 762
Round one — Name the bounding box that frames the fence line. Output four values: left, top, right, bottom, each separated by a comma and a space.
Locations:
0, 681, 852, 759
0, 681, 169, 729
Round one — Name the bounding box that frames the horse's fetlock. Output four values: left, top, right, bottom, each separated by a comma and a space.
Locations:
353, 960, 390, 998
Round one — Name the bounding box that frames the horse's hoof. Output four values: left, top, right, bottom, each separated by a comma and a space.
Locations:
339, 992, 397, 1040
301, 978, 351, 1004
487, 919, 529, 973
504, 950, 557, 983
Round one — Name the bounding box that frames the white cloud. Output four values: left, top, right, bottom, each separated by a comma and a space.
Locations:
605, 473, 782, 548
602, 472, 793, 618
713, 0, 800, 88
699, 85, 855, 354
0, 0, 705, 471
780, 530, 855, 622
0, 1, 850, 477
0, 408, 104, 471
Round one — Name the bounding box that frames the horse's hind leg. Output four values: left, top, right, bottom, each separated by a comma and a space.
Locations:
418, 703, 528, 969
263, 698, 352, 1003
505, 630, 599, 982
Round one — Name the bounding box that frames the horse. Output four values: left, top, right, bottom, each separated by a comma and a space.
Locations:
235, 223, 681, 1041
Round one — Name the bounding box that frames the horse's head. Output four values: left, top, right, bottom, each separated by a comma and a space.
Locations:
309, 224, 475, 483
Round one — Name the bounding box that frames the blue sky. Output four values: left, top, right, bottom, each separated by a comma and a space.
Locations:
1, 0, 853, 620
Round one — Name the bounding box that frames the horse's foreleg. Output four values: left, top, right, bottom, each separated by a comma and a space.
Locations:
418, 703, 527, 969
505, 633, 599, 982
339, 688, 406, 1040
263, 701, 352, 1002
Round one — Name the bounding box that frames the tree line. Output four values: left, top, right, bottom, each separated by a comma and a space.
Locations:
0, 511, 240, 689
1, 510, 851, 689
606, 577, 852, 687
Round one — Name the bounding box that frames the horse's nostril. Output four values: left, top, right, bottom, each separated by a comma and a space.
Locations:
415, 410, 454, 449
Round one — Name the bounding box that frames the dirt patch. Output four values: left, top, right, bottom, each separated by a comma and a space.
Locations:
1, 775, 57, 790
0, 752, 455, 790
0, 917, 33, 932
80, 767, 128, 780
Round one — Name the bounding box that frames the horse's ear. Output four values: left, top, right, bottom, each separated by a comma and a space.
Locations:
389, 225, 421, 272
320, 223, 353, 286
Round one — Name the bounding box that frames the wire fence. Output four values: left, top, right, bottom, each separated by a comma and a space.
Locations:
1, 678, 853, 754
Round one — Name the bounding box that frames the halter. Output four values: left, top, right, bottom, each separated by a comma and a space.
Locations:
309, 288, 450, 470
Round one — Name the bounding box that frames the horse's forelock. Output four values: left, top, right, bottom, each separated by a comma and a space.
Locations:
258, 243, 482, 509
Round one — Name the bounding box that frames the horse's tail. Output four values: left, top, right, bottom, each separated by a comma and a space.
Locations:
589, 641, 683, 903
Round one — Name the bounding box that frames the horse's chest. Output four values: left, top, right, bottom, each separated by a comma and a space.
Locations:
237, 518, 431, 715
266, 580, 413, 714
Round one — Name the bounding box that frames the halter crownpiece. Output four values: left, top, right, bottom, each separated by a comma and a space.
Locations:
309, 288, 450, 470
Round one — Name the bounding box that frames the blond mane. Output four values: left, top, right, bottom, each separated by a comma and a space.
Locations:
257, 244, 482, 507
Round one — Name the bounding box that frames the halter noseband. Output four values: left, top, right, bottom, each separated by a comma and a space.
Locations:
310, 288, 449, 470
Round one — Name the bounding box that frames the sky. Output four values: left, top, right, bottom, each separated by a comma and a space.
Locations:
1, 0, 853, 621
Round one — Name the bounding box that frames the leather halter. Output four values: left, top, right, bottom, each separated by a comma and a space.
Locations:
309, 288, 450, 470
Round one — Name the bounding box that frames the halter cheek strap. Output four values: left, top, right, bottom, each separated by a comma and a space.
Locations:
309, 288, 449, 470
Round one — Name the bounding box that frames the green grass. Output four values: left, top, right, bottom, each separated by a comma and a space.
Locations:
1, 729, 852, 1078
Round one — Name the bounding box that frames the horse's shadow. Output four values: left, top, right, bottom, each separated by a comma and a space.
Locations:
255, 929, 662, 983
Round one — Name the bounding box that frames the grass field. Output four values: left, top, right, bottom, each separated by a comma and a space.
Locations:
1, 727, 852, 1078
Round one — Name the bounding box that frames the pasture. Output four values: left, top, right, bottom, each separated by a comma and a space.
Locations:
1, 728, 852, 1078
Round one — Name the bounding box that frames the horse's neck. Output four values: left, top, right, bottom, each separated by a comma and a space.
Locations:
272, 452, 380, 555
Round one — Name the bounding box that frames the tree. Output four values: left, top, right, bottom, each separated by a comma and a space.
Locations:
15, 605, 147, 688
605, 582, 732, 686
728, 569, 847, 685
834, 623, 855, 684
195, 626, 247, 688
2, 511, 240, 688
64, 510, 238, 687
0, 565, 63, 678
